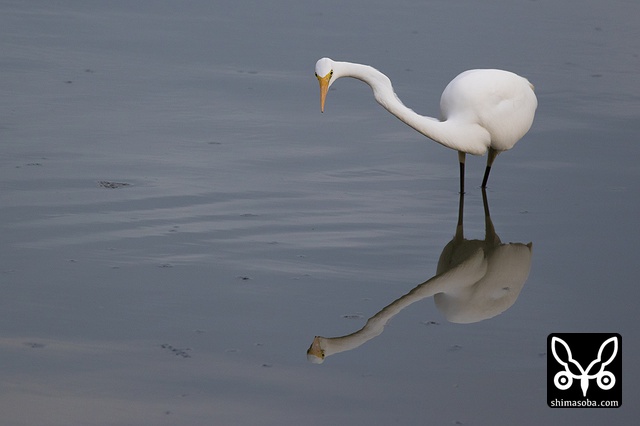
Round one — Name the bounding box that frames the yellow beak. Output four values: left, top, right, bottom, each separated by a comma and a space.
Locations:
317, 74, 331, 113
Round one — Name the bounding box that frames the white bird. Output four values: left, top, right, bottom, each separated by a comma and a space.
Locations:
315, 58, 537, 193
307, 190, 533, 364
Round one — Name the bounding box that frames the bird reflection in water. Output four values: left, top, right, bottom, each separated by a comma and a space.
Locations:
307, 189, 532, 363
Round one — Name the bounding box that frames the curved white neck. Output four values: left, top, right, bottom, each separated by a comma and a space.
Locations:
315, 290, 429, 358
314, 251, 486, 358
334, 61, 485, 154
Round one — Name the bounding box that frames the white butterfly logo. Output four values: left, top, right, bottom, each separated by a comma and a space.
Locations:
551, 336, 618, 397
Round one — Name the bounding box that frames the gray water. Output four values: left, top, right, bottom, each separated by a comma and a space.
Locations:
1, 1, 638, 425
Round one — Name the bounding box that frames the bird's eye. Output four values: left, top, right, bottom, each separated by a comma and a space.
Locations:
314, 72, 318, 77
329, 70, 333, 77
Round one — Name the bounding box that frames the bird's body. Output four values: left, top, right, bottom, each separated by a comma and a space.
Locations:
307, 189, 533, 364
314, 58, 537, 192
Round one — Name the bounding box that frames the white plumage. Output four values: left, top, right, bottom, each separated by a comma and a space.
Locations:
315, 58, 537, 192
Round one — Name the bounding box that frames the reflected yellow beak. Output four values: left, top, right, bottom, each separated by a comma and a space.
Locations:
306, 336, 325, 363
317, 74, 330, 113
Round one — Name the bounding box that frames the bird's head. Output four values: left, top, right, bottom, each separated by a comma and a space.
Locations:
315, 57, 336, 112
306, 336, 326, 364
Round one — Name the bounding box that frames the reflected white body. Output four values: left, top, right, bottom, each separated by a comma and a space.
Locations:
307, 191, 532, 363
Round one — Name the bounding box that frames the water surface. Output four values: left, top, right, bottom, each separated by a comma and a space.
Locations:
1, 1, 638, 424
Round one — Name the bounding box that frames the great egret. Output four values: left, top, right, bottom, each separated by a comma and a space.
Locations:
307, 189, 533, 363
314, 58, 537, 193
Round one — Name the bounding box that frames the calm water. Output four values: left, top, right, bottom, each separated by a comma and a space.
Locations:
1, 1, 638, 424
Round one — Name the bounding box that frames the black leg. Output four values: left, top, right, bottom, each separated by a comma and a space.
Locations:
481, 148, 498, 189
481, 165, 491, 189
458, 151, 466, 194
457, 187, 464, 229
